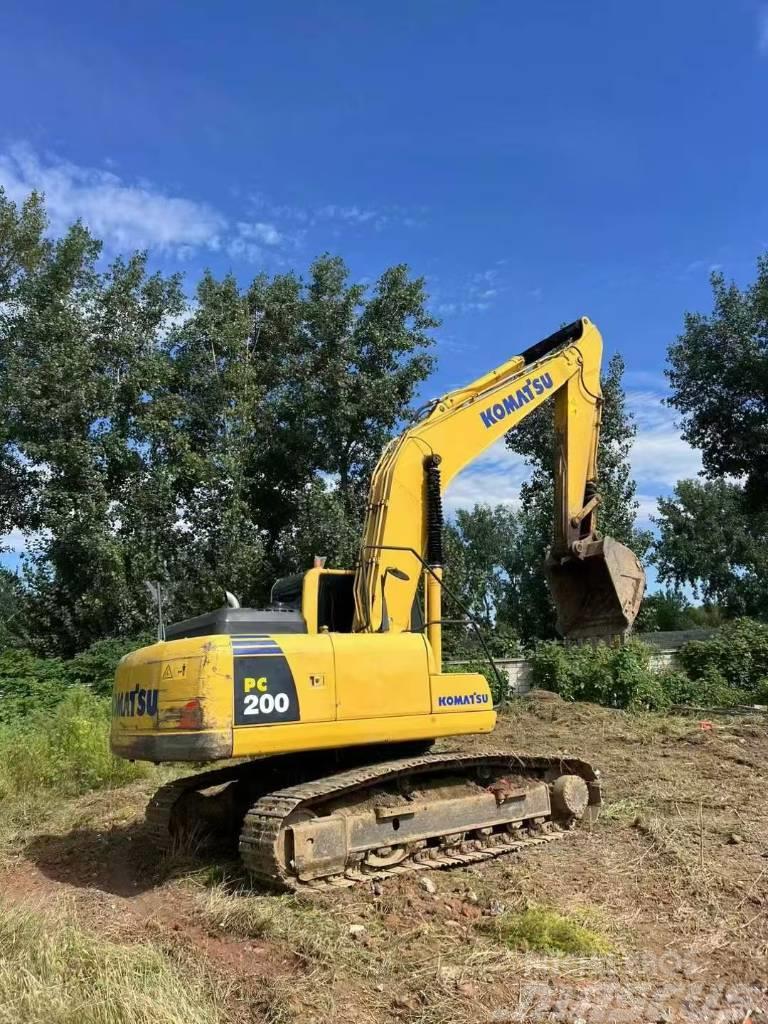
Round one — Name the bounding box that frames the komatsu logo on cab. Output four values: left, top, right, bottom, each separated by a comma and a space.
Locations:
479, 372, 554, 428
438, 692, 490, 707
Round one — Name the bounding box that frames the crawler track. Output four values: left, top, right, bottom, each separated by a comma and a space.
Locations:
239, 751, 600, 890
145, 750, 600, 888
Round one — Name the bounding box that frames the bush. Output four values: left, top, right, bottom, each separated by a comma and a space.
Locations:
676, 618, 768, 695
529, 640, 668, 711
0, 687, 148, 799
445, 658, 506, 704
0, 648, 68, 723
63, 635, 151, 697
660, 667, 752, 708
0, 636, 147, 724
529, 625, 766, 712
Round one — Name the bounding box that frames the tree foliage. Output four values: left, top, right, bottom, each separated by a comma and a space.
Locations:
656, 257, 768, 616
666, 255, 768, 504
442, 503, 521, 658
633, 587, 722, 633
653, 478, 768, 616
0, 188, 436, 653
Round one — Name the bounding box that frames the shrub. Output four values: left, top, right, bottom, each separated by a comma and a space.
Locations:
0, 636, 148, 724
529, 628, 766, 712
0, 648, 68, 723
676, 618, 768, 695
62, 635, 151, 697
660, 667, 752, 708
445, 658, 506, 704
529, 640, 668, 711
0, 687, 148, 799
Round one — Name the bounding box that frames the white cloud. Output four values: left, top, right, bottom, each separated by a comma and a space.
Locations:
634, 494, 662, 527
226, 220, 288, 263
0, 143, 400, 265
627, 389, 702, 488
0, 143, 226, 254
315, 204, 382, 225
436, 300, 491, 316
235, 221, 283, 246
758, 6, 768, 54
437, 267, 505, 319
248, 193, 423, 233
1, 528, 27, 554
444, 440, 527, 515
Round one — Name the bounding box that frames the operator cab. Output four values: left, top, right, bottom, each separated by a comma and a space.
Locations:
271, 568, 356, 633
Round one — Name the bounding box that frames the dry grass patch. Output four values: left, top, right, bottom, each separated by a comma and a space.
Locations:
199, 882, 374, 967
0, 900, 240, 1024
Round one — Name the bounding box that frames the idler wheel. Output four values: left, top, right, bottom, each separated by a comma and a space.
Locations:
551, 774, 589, 820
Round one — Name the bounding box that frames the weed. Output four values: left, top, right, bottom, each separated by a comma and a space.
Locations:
200, 884, 370, 967
482, 904, 613, 956
600, 797, 651, 824
0, 687, 149, 800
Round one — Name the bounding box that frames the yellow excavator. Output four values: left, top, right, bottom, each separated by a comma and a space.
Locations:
111, 317, 645, 889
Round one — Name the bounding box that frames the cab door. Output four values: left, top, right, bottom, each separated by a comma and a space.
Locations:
330, 633, 431, 721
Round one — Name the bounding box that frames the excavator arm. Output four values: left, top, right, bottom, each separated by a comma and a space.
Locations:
353, 316, 645, 645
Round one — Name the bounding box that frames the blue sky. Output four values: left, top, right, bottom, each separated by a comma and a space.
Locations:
2, 0, 767, 577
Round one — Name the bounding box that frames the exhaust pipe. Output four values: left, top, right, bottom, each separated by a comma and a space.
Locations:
546, 536, 645, 640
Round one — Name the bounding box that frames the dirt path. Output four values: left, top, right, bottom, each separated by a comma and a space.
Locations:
2, 700, 767, 1023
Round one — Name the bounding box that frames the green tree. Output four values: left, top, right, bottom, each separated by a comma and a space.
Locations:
653, 478, 768, 617
666, 255, 768, 505
0, 192, 185, 652
258, 256, 436, 518
0, 188, 437, 651
159, 255, 437, 608
0, 190, 49, 535
0, 568, 26, 649
656, 257, 768, 618
633, 588, 721, 632
504, 353, 650, 641
442, 503, 520, 657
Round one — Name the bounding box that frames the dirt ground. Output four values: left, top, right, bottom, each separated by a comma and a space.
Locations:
2, 697, 767, 1023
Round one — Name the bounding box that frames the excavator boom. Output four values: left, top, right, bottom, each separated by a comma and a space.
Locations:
353, 316, 645, 642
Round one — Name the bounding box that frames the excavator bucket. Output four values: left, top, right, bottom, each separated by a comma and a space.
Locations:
545, 536, 646, 640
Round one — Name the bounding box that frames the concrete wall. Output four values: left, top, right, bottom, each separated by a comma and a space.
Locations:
448, 657, 534, 696
450, 643, 679, 700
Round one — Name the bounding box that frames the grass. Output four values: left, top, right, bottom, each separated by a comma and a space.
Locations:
599, 797, 652, 824
482, 904, 613, 956
199, 883, 371, 967
0, 687, 149, 800
0, 901, 238, 1024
